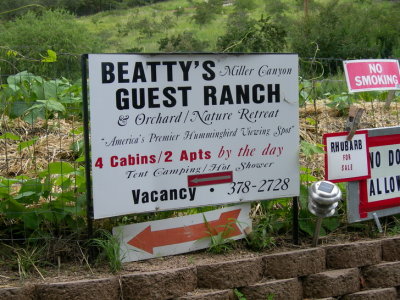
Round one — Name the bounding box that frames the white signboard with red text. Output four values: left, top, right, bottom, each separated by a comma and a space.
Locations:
343, 59, 400, 93
324, 131, 370, 183
347, 127, 400, 223
87, 53, 299, 219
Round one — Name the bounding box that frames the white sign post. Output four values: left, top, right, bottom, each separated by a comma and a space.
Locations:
87, 53, 299, 219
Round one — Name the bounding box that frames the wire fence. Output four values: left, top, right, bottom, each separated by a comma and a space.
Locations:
0, 56, 399, 247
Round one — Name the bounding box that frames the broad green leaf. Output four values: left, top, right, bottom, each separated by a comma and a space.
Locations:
41, 49, 57, 63
300, 140, 324, 157
47, 162, 75, 174
23, 106, 45, 124
70, 127, 84, 135
35, 99, 66, 113
0, 132, 21, 140
322, 217, 341, 232
18, 138, 38, 152
43, 81, 58, 99
22, 212, 41, 230
1, 198, 26, 218
11, 101, 30, 118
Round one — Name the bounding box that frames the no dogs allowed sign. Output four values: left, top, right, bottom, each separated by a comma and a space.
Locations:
86, 53, 300, 219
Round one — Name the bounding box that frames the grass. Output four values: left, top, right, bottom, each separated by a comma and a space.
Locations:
76, 0, 398, 54
76, 0, 298, 53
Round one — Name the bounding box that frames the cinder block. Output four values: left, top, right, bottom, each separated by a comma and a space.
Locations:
341, 287, 397, 300
263, 248, 325, 279
196, 257, 263, 289
381, 236, 400, 261
240, 278, 302, 300
324, 240, 381, 269
121, 267, 197, 300
303, 268, 360, 298
35, 277, 120, 300
362, 261, 400, 288
176, 289, 235, 300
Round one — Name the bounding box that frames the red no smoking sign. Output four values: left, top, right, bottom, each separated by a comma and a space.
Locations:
344, 59, 400, 93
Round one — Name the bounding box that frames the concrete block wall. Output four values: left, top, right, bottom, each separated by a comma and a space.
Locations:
2, 236, 400, 300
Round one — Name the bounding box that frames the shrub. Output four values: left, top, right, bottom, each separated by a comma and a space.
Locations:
0, 9, 102, 78
289, 0, 400, 61
192, 0, 224, 25
217, 12, 286, 53
158, 32, 209, 52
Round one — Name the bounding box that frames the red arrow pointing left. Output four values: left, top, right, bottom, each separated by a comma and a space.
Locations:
127, 209, 242, 254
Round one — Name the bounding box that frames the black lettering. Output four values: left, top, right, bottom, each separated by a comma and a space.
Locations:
179, 61, 192, 81
163, 61, 177, 81
268, 84, 280, 103
163, 87, 177, 108
236, 85, 250, 104
220, 85, 234, 105
252, 84, 265, 103
132, 88, 145, 109
202, 60, 216, 81
117, 62, 129, 83
148, 88, 160, 108
204, 86, 217, 105
178, 86, 191, 106
116, 89, 129, 110
146, 61, 160, 82
132, 62, 146, 82
102, 62, 115, 83
132, 189, 140, 204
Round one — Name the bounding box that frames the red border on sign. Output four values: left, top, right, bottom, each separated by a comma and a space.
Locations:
358, 133, 400, 218
323, 130, 370, 183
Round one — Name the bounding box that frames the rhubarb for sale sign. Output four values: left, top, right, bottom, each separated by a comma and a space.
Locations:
323, 131, 370, 183
343, 59, 400, 93
87, 53, 299, 219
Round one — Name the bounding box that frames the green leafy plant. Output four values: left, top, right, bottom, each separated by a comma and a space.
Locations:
0, 71, 82, 123
234, 289, 247, 300
203, 215, 236, 254
326, 92, 357, 115
91, 230, 123, 273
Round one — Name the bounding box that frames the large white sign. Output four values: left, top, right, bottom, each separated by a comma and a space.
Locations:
87, 53, 299, 219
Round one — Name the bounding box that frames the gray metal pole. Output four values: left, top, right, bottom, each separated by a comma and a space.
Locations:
312, 217, 323, 247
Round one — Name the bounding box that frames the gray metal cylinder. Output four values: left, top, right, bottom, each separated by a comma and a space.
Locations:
308, 181, 342, 218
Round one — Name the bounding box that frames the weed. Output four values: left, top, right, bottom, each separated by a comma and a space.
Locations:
91, 230, 123, 273
387, 216, 400, 235
4, 244, 47, 281
203, 215, 236, 254
234, 288, 247, 300
245, 222, 276, 251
